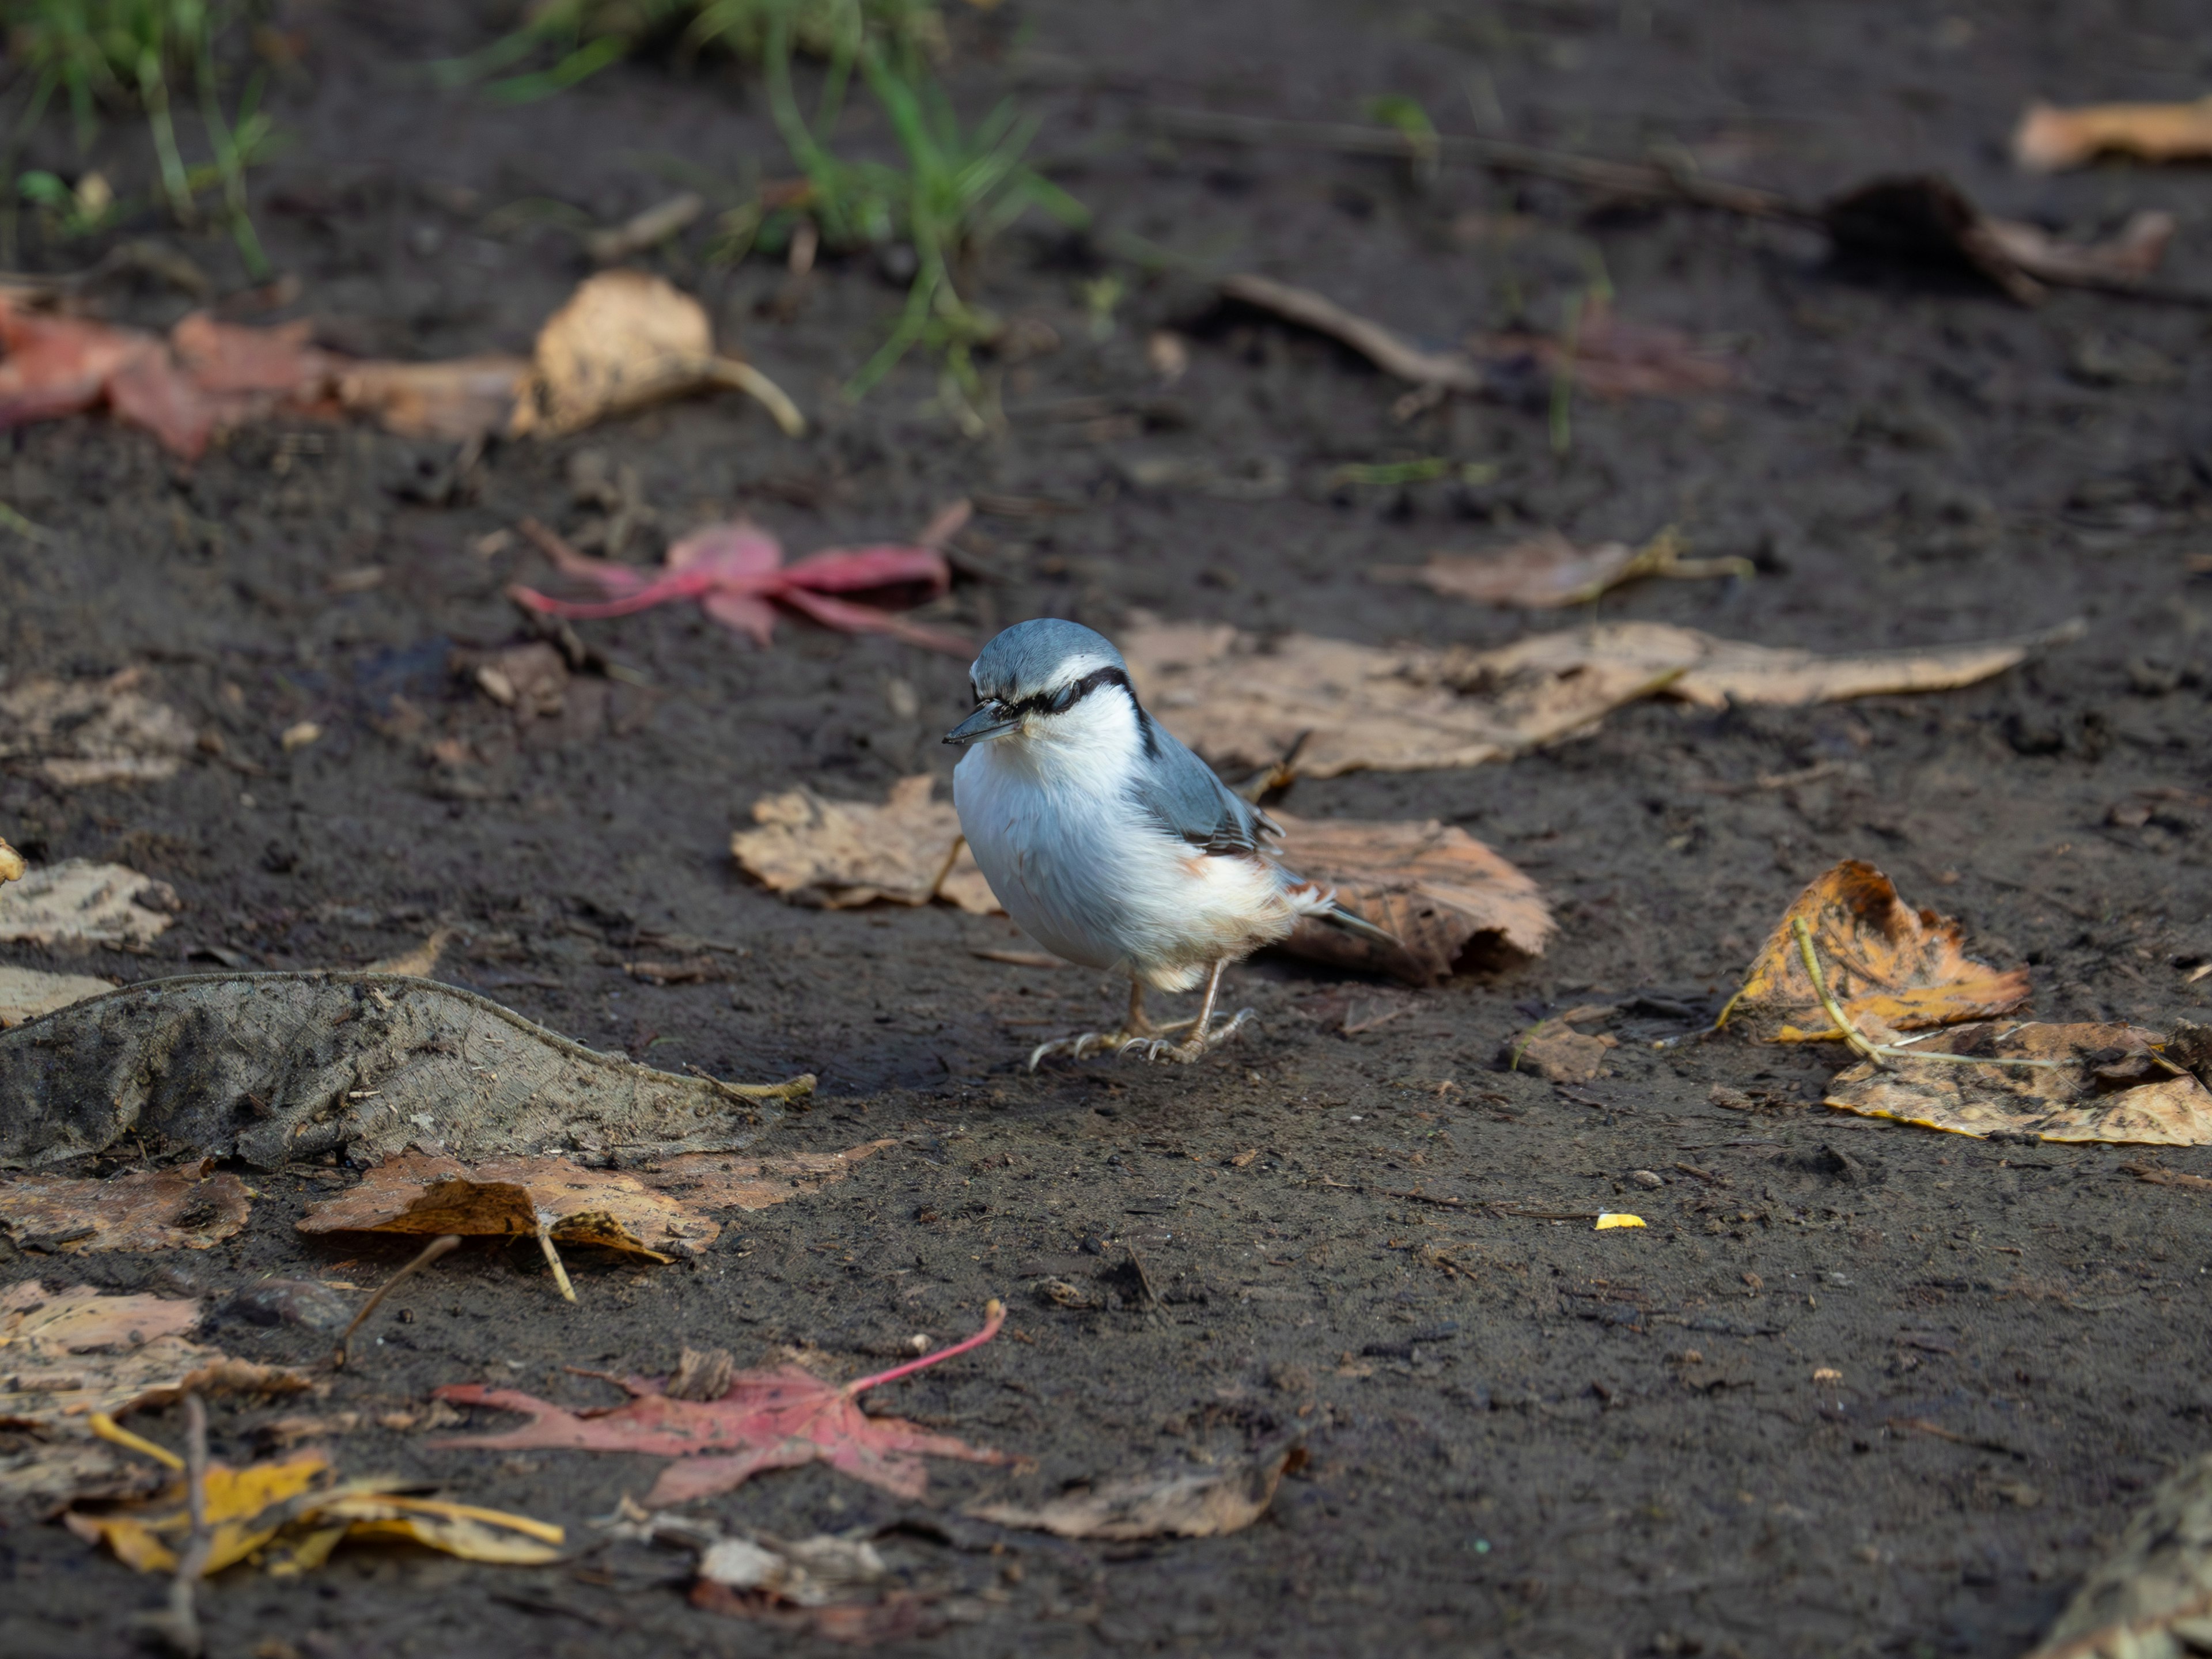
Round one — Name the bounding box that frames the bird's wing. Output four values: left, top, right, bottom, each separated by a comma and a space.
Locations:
1123, 711, 1278, 856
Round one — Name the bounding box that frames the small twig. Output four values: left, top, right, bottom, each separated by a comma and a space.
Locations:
1792, 917, 2070, 1070
709, 356, 807, 437
1377, 1187, 1467, 1209
536, 1220, 578, 1303
683, 1065, 818, 1103
334, 1234, 460, 1366
139, 1394, 210, 1656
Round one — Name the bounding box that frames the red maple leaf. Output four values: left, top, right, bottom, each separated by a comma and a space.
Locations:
431, 1301, 1008, 1507
506, 504, 974, 657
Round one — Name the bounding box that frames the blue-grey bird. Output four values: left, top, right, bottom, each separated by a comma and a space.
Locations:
945, 618, 1391, 1067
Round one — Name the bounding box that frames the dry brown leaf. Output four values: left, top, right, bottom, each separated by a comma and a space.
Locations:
1824, 174, 2173, 302
1467, 297, 1737, 399
2015, 96, 2212, 173
364, 928, 454, 979
2024, 1450, 2212, 1658
0, 1163, 249, 1251
1724, 861, 2029, 1044
1119, 616, 2051, 781
297, 1141, 894, 1257
0, 1280, 309, 1429
1827, 1022, 2212, 1146
967, 1442, 1305, 1540
0, 964, 113, 1028
732, 775, 1000, 913
0, 859, 177, 948
510, 270, 803, 438
0, 672, 197, 786
1270, 813, 1551, 983
1373, 528, 1747, 610
1507, 1009, 1619, 1083
0, 836, 23, 882
1, 1438, 159, 1511
333, 355, 529, 442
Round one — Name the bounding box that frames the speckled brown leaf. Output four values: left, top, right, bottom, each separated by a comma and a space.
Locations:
732, 775, 1000, 914
0, 1281, 308, 1429
0, 672, 196, 787
1826, 1022, 2212, 1146
1724, 861, 2029, 1044
0, 1162, 249, 1251
0, 859, 177, 948
1272, 813, 1551, 983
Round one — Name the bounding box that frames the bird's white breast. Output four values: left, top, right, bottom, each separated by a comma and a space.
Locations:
952, 692, 1296, 988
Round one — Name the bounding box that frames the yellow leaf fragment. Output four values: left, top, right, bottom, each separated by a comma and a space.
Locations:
0, 837, 24, 882
1724, 861, 2029, 1044
1594, 1214, 1646, 1230
65, 1452, 331, 1574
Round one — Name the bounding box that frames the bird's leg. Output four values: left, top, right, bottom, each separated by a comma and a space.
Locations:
1126, 979, 1153, 1038
1127, 960, 1255, 1065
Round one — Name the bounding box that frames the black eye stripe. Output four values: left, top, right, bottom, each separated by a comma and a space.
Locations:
998, 665, 1132, 719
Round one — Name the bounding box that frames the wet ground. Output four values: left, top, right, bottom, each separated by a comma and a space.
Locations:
4, 1, 2212, 1654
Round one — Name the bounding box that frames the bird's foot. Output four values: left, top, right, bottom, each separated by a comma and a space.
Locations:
1122, 1007, 1256, 1066
1027, 1010, 1254, 1069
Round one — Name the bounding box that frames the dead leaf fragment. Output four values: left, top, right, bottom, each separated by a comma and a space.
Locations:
967, 1441, 1304, 1539
1468, 297, 1737, 399
1374, 528, 1748, 610
1824, 174, 2173, 302
1827, 1022, 2212, 1146
0, 672, 197, 786
2015, 96, 2212, 173
732, 776, 1000, 912
1271, 813, 1550, 983
2024, 1449, 2212, 1658
332, 355, 529, 442
1119, 616, 2051, 781
1221, 272, 1483, 391
0, 1280, 308, 1429
510, 269, 803, 438
1724, 861, 2029, 1043
0, 1164, 250, 1251
434, 1301, 1008, 1506
0, 964, 114, 1028
0, 859, 177, 948
1508, 1018, 1617, 1083
0, 836, 23, 882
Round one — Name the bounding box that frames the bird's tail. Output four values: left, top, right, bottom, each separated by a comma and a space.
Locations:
1285, 881, 1402, 946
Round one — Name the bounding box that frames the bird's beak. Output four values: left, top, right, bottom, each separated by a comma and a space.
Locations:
944, 701, 1018, 745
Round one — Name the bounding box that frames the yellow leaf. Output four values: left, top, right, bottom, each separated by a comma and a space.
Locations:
66, 1452, 330, 1574
1594, 1214, 1646, 1230
317, 1494, 563, 1563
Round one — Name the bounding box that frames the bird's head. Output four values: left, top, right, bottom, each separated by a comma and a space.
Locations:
944, 619, 1135, 748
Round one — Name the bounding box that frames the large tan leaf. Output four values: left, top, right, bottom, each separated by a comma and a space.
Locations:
0, 859, 177, 948
297, 1141, 895, 1257
1825, 1022, 2212, 1146
732, 775, 999, 913
1272, 813, 1551, 983
1119, 617, 2052, 779
1722, 861, 2029, 1043
0, 672, 196, 787
0, 1162, 250, 1251
0, 1281, 308, 1429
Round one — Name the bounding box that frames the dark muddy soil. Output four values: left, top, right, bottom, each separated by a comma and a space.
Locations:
5, 2, 2212, 1655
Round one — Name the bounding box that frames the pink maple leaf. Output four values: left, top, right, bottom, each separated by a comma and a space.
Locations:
507, 503, 974, 657
431, 1300, 1008, 1506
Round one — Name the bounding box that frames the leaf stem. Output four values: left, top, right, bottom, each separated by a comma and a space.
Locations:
846, 1299, 1005, 1396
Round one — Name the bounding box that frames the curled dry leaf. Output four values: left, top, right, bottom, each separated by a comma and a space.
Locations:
433, 1301, 1009, 1508
1826, 1022, 2212, 1146
967, 1441, 1305, 1540
1373, 528, 1748, 611
0, 972, 808, 1170
0, 965, 114, 1028
2024, 1450, 2212, 1659
1824, 175, 2173, 303
1, 1281, 309, 1429
0, 672, 197, 786
1271, 813, 1551, 983
66, 1448, 563, 1574
511, 516, 970, 655
1722, 861, 2029, 1043
296, 1141, 893, 1259
0, 1161, 250, 1251
0, 859, 177, 948
510, 269, 804, 438
2015, 96, 2212, 173
1119, 616, 2055, 781
732, 775, 1000, 913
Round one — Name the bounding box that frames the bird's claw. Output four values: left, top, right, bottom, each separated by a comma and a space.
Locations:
1029, 1009, 1255, 1070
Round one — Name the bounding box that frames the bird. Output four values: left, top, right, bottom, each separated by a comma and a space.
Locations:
945, 618, 1392, 1068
